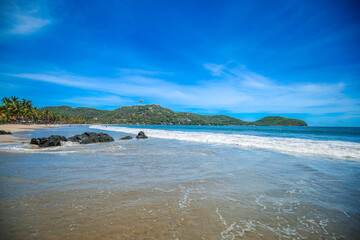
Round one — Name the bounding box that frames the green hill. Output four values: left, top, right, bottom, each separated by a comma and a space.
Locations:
43, 105, 109, 119
252, 116, 307, 126
42, 105, 307, 126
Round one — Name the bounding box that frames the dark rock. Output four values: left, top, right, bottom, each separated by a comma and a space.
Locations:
120, 135, 132, 140
136, 131, 148, 139
0, 130, 12, 135
68, 132, 114, 144
30, 135, 67, 148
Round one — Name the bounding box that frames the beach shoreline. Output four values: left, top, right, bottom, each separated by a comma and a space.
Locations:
0, 124, 61, 145
0, 124, 359, 239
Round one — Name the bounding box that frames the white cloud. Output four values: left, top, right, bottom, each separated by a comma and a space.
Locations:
203, 63, 225, 76
118, 68, 171, 76
1, 1, 52, 35
62, 95, 133, 107
5, 63, 360, 114
10, 13, 51, 34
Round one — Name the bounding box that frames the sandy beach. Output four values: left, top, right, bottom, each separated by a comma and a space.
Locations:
0, 125, 359, 239
0, 124, 60, 145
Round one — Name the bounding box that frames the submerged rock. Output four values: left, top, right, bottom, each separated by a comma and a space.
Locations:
136, 131, 148, 139
68, 132, 114, 144
30, 135, 67, 148
0, 130, 12, 135
120, 135, 132, 140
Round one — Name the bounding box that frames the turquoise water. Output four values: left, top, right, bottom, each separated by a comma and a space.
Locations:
0, 125, 360, 239
93, 125, 360, 160
111, 125, 360, 142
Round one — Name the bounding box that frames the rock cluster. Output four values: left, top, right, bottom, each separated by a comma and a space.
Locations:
30, 132, 114, 147
29, 131, 147, 147
30, 135, 67, 148
120, 135, 132, 140
68, 132, 114, 144
136, 131, 148, 139
0, 130, 12, 135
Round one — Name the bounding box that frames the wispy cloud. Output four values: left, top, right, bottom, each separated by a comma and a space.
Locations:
61, 95, 134, 108
4, 63, 360, 114
118, 68, 171, 76
9, 13, 51, 35
1, 1, 52, 35
203, 63, 226, 77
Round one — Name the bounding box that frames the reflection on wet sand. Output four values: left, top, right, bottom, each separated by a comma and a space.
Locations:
0, 181, 351, 240
1, 126, 359, 239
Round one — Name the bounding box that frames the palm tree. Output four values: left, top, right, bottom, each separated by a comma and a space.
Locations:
1, 97, 12, 123
1, 96, 87, 124
1, 97, 12, 111
1, 96, 21, 118
31, 107, 40, 122
21, 98, 33, 110
20, 99, 33, 120
10, 96, 19, 102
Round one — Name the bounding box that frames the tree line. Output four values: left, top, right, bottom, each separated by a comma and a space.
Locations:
0, 96, 86, 124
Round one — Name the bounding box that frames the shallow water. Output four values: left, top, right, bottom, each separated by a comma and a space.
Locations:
91, 125, 360, 160
0, 125, 360, 239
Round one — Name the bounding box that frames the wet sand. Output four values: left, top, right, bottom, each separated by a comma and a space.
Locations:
1, 125, 359, 239
0, 124, 60, 145
0, 186, 348, 240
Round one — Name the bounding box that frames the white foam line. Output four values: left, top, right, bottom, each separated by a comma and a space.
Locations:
0, 140, 124, 154
216, 208, 255, 240
153, 187, 178, 193
90, 125, 360, 160
216, 207, 227, 226
220, 222, 237, 240
237, 220, 256, 238
0, 146, 84, 154
255, 194, 267, 211
179, 185, 191, 209
339, 209, 350, 218
225, 196, 240, 202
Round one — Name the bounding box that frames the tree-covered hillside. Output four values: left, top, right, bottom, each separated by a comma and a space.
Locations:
43, 104, 249, 125
252, 116, 308, 126
43, 104, 308, 126
43, 106, 109, 119
0, 97, 86, 124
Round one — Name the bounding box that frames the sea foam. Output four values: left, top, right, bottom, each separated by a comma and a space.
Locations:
90, 125, 360, 160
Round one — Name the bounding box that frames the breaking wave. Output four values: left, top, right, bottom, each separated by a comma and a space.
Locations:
0, 141, 123, 154
90, 125, 360, 160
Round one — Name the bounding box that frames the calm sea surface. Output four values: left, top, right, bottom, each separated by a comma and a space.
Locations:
0, 125, 359, 239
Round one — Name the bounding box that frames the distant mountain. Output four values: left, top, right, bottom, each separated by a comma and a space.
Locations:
252, 116, 307, 126
42, 104, 307, 126
43, 105, 109, 119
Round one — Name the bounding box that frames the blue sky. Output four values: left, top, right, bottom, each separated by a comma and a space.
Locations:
0, 0, 359, 126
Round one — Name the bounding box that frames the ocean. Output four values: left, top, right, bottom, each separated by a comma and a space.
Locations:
0, 125, 360, 239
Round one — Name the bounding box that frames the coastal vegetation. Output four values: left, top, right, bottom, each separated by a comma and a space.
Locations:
1, 96, 307, 126
44, 104, 249, 125
43, 104, 308, 126
0, 97, 86, 124
252, 116, 308, 126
